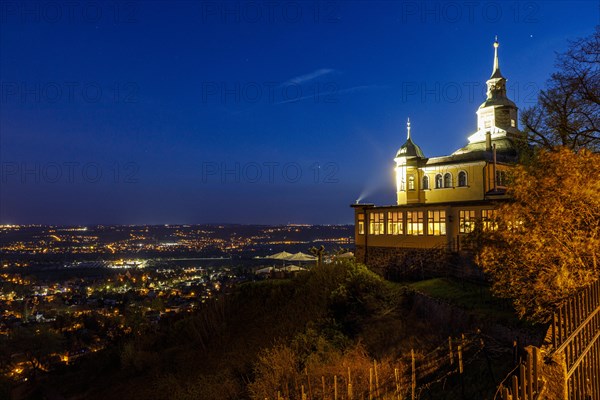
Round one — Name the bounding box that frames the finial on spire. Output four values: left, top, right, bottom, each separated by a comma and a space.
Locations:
407, 117, 411, 140
493, 36, 499, 69
490, 36, 503, 79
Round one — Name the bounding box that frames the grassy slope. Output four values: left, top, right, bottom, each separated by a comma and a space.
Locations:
37, 263, 533, 400
409, 278, 541, 330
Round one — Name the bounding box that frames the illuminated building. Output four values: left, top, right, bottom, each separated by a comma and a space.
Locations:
352, 39, 521, 275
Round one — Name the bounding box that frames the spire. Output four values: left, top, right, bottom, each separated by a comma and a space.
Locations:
396, 117, 424, 159
490, 36, 504, 79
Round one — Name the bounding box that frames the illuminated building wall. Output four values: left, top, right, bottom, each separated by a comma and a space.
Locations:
352, 39, 521, 274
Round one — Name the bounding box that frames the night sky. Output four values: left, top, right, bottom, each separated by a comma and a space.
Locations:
0, 1, 597, 225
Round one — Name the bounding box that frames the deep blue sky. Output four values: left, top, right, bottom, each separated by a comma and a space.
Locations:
0, 1, 597, 225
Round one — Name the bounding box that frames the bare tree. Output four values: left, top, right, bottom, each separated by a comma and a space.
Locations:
521, 27, 599, 151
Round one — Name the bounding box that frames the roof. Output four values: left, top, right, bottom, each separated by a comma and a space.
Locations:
396, 137, 425, 159
426, 143, 519, 166
479, 96, 517, 109
361, 198, 512, 211
452, 137, 519, 157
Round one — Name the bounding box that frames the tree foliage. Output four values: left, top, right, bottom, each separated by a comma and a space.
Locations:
8, 325, 64, 380
477, 148, 600, 322
248, 340, 406, 400
521, 27, 600, 150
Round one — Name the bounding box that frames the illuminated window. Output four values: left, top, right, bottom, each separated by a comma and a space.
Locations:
508, 219, 525, 231
357, 214, 365, 235
435, 174, 443, 189
369, 212, 385, 235
408, 175, 415, 190
495, 170, 509, 186
387, 212, 403, 235
444, 173, 453, 188
406, 211, 424, 235
459, 210, 476, 233
422, 175, 429, 190
481, 209, 497, 231
458, 171, 467, 187
399, 179, 405, 191
427, 210, 446, 236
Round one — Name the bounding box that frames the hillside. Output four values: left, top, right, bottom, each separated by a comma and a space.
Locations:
20, 261, 545, 400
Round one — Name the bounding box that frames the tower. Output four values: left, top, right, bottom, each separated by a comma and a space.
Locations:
394, 118, 425, 205
466, 38, 519, 149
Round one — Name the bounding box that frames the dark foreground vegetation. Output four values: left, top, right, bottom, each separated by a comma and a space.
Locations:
4, 260, 544, 400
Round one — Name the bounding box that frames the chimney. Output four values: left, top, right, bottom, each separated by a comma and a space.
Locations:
486, 131, 492, 152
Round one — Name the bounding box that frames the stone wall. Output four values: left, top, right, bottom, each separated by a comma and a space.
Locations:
355, 244, 486, 282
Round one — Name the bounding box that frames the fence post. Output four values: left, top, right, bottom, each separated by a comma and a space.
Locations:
369, 368, 373, 400
394, 368, 400, 400
334, 375, 337, 400
411, 349, 416, 400
348, 367, 352, 400
374, 360, 380, 398
527, 353, 533, 398
532, 347, 539, 394
519, 363, 526, 400
449, 336, 454, 365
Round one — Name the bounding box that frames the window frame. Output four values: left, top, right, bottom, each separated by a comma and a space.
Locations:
459, 210, 476, 234
482, 209, 498, 231
368, 212, 385, 235
495, 170, 509, 187
406, 211, 424, 236
443, 172, 453, 188
357, 213, 365, 235
458, 171, 467, 187
427, 210, 447, 236
408, 175, 415, 191
387, 211, 403, 235
422, 175, 429, 190
435, 174, 443, 189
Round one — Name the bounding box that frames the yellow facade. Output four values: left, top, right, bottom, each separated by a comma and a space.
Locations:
353, 39, 520, 258
396, 161, 513, 206
353, 203, 500, 250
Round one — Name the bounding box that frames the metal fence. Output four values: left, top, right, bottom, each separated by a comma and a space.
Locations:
500, 279, 600, 400
551, 279, 600, 400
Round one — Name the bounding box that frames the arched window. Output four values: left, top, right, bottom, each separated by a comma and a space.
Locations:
408, 175, 415, 190
435, 174, 443, 189
458, 171, 467, 187
444, 173, 452, 188
422, 175, 429, 190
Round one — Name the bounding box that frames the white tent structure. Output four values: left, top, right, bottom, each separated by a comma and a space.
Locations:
256, 266, 275, 275
287, 252, 316, 262
335, 252, 354, 259
280, 265, 308, 272
265, 251, 294, 260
